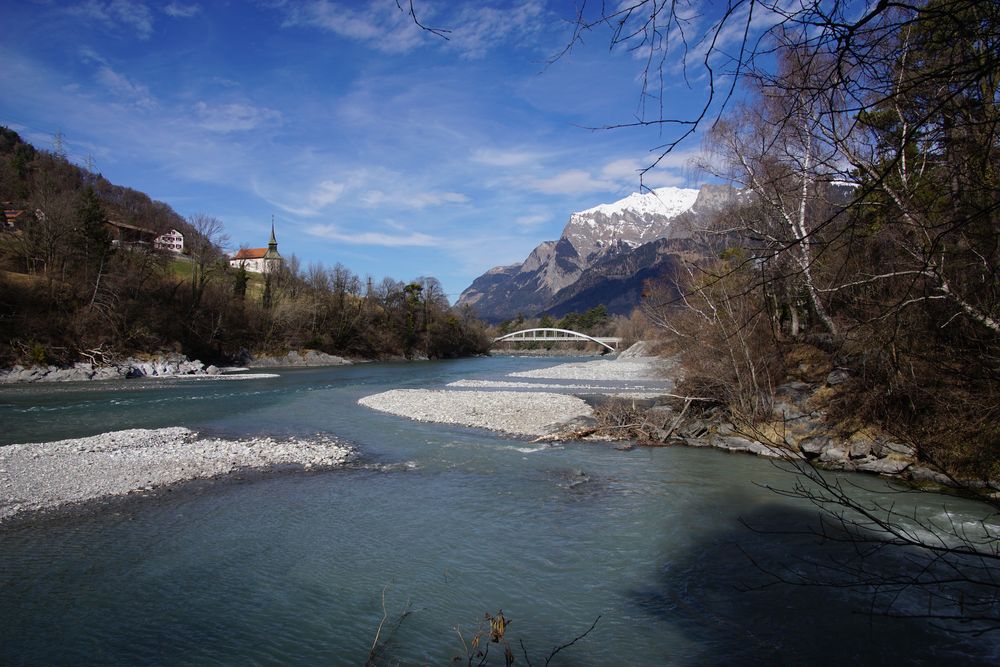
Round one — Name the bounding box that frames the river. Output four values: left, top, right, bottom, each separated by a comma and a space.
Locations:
0, 356, 996, 665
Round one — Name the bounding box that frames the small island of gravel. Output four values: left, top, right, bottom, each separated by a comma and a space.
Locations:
357, 346, 672, 437
0, 427, 353, 523
359, 389, 593, 437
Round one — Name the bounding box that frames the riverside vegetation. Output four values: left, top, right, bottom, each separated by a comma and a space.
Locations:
0, 126, 491, 371
537, 0, 1000, 635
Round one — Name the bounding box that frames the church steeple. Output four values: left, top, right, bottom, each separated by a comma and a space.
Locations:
263, 215, 282, 264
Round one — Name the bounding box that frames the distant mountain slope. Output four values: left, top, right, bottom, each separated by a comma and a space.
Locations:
458, 185, 734, 321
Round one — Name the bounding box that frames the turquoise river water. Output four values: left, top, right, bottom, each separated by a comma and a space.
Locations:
0, 356, 997, 665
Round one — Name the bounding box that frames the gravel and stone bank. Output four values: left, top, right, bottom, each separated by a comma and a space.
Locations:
0, 427, 354, 522
247, 350, 352, 368
357, 345, 669, 437
359, 389, 593, 437
0, 348, 352, 384
447, 379, 665, 391
509, 357, 673, 382
0, 354, 224, 384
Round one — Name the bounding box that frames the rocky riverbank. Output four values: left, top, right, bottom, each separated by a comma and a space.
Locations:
246, 349, 352, 368
357, 342, 966, 489
662, 378, 953, 485
0, 348, 355, 384
0, 427, 354, 523
579, 365, 971, 489
0, 353, 224, 384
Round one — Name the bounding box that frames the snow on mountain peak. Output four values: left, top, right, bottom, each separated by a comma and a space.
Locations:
577, 186, 700, 219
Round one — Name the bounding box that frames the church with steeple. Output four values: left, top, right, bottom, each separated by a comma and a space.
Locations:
229, 218, 284, 274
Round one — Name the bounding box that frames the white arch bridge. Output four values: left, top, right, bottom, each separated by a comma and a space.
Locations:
492, 328, 622, 352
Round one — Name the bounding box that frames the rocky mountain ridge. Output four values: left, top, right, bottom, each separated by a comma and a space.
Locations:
458, 185, 733, 321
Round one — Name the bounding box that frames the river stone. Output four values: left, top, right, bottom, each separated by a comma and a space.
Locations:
773, 382, 813, 411
849, 438, 873, 459
677, 419, 710, 438
798, 436, 830, 459
826, 368, 851, 386
819, 444, 850, 463
58, 367, 92, 382
908, 466, 955, 487
857, 458, 911, 475
710, 435, 788, 459
874, 439, 915, 457
92, 367, 123, 380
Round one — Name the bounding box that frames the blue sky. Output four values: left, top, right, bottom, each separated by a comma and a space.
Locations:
0, 0, 733, 300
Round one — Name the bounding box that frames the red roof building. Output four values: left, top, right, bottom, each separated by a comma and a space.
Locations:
229, 222, 283, 274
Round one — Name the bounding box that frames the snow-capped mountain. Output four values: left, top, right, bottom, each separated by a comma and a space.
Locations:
562, 186, 700, 259
457, 186, 720, 321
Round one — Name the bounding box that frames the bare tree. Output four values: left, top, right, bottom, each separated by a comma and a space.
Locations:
537, 0, 1000, 630
185, 213, 228, 311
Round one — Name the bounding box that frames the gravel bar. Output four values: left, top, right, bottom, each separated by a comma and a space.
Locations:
447, 379, 665, 391
509, 358, 671, 381
358, 389, 592, 437
0, 427, 353, 522
358, 350, 671, 437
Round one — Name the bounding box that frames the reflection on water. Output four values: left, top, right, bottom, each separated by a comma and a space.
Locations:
1, 357, 997, 665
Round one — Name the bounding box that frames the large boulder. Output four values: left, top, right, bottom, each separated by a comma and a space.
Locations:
798, 436, 830, 459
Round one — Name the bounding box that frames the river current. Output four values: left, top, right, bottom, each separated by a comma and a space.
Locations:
0, 356, 997, 665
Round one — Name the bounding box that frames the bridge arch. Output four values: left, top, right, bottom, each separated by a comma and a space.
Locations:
492, 328, 620, 353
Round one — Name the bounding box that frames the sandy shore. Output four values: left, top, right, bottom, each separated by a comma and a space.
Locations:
358, 347, 671, 437
0, 427, 353, 523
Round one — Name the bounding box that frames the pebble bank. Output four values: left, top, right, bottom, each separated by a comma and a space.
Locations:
0, 427, 353, 522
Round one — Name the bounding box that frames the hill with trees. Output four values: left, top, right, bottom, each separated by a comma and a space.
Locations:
0, 127, 490, 368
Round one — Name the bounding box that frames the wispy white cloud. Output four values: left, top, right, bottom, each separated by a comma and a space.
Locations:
264, 179, 348, 217
305, 224, 439, 247
599, 157, 643, 181
279, 0, 429, 54
78, 46, 157, 108
163, 2, 201, 18
532, 169, 614, 195
471, 146, 551, 168
68, 0, 154, 40
514, 213, 549, 228
599, 154, 692, 188
79, 46, 109, 66
448, 0, 547, 59
274, 0, 547, 58
194, 102, 282, 133
364, 189, 469, 209
95, 65, 157, 109
519, 149, 701, 196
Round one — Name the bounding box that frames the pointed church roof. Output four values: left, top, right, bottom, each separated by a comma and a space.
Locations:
264, 216, 281, 260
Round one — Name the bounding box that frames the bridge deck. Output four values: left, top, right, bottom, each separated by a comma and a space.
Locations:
496, 335, 621, 343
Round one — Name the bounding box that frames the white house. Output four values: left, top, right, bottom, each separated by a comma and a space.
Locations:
229, 223, 283, 274
154, 229, 184, 253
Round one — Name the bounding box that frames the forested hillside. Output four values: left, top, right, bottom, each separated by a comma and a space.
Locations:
0, 128, 490, 367
638, 1, 999, 482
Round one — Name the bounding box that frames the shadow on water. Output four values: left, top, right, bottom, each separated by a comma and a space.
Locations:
631, 502, 999, 666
